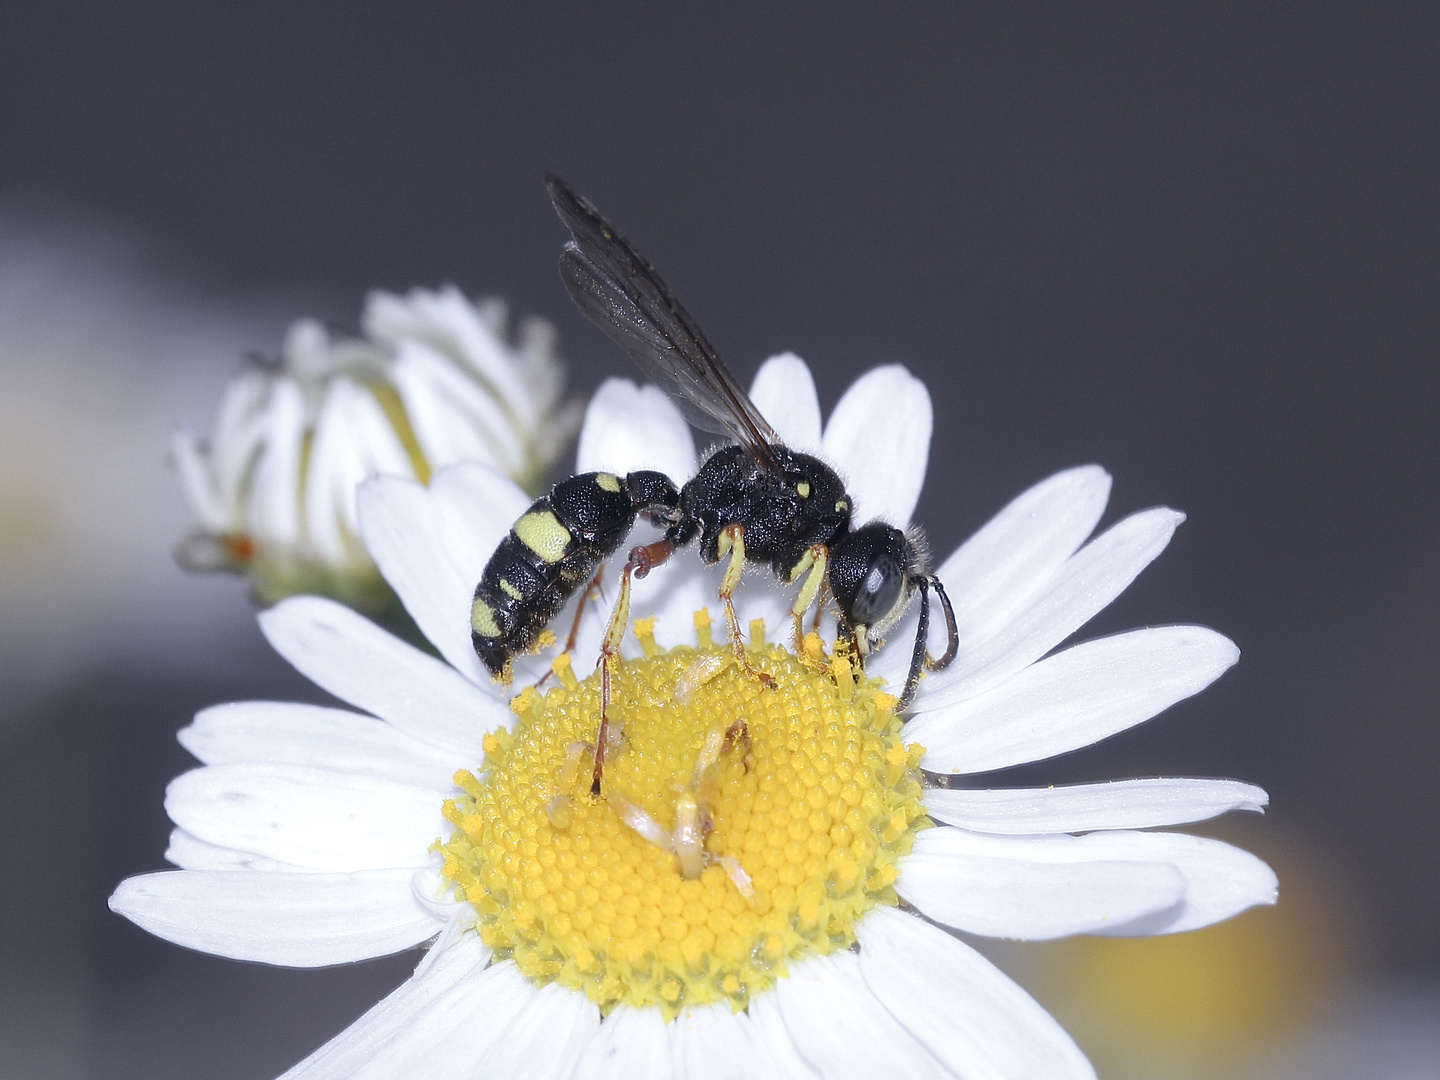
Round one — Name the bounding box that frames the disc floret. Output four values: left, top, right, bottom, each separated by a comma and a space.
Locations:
439, 614, 930, 1017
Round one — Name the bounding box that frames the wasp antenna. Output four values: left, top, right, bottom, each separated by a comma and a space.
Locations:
926, 575, 959, 671
898, 575, 960, 712
898, 581, 932, 712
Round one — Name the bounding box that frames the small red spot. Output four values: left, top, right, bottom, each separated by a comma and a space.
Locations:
226, 534, 257, 564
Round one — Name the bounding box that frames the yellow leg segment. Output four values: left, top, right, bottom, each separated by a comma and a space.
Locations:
717, 524, 775, 691
787, 543, 829, 655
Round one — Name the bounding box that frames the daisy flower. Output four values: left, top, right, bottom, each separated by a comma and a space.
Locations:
171, 285, 581, 611
112, 355, 1276, 1079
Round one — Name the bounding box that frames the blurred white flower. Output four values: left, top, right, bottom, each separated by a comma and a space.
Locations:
172, 286, 581, 610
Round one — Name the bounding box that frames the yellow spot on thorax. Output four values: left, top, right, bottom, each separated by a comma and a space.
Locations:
438, 617, 930, 1019
595, 472, 622, 493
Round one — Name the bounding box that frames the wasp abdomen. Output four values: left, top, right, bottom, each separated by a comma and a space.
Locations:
471, 470, 681, 677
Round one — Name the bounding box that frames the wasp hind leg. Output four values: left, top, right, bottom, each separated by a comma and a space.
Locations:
592, 539, 676, 795
716, 524, 776, 691
533, 566, 607, 691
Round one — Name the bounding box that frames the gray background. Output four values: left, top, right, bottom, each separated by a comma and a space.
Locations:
1, 2, 1436, 1076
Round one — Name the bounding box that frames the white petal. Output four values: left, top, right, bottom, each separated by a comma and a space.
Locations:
367, 285, 538, 426
898, 826, 1188, 940
108, 868, 438, 966
180, 701, 459, 790
868, 465, 1113, 687
859, 907, 1096, 1080
745, 995, 822, 1079
759, 951, 945, 1080
671, 1002, 775, 1080
258, 596, 505, 756
577, 378, 697, 482
918, 507, 1186, 707
413, 462, 555, 687
1060, 830, 1278, 935
388, 349, 499, 471
943, 465, 1112, 644
210, 369, 273, 504
474, 980, 600, 1080
924, 778, 1268, 834
247, 377, 307, 546
165, 828, 308, 872
391, 340, 517, 473
359, 470, 500, 687
572, 1004, 673, 1080
305, 376, 417, 563
821, 365, 931, 526
908, 625, 1239, 773
749, 353, 822, 452
170, 430, 227, 531
165, 763, 444, 872
280, 946, 540, 1080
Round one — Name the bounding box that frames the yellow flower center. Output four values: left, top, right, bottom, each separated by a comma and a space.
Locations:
438, 613, 929, 1018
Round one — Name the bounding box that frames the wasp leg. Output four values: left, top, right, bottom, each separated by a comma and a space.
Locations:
786, 543, 830, 657
716, 524, 776, 691
592, 539, 677, 795
533, 566, 607, 690
811, 576, 831, 634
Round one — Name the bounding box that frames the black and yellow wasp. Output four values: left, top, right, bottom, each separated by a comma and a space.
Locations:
471, 176, 957, 790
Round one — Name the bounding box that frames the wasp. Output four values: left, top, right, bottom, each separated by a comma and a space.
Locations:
471, 176, 958, 792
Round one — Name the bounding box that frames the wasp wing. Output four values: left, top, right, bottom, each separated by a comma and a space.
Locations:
546, 175, 783, 472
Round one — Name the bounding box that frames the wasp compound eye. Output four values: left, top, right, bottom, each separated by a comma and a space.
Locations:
852, 557, 905, 627
829, 522, 912, 633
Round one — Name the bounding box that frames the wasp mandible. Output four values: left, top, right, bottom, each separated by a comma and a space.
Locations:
471, 176, 958, 792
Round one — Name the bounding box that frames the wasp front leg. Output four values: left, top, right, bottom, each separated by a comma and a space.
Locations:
785, 542, 830, 658
715, 523, 776, 690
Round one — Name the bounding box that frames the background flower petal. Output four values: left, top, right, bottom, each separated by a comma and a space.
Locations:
749, 352, 822, 452
258, 596, 505, 755
909, 625, 1240, 773
820, 365, 931, 526
898, 827, 1187, 939
108, 868, 438, 966
165, 763, 445, 872
924, 777, 1268, 834
858, 906, 1096, 1080
180, 701, 460, 790
304, 376, 416, 563
577, 378, 697, 482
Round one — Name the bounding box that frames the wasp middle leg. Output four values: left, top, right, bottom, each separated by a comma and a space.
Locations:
715, 523, 776, 691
